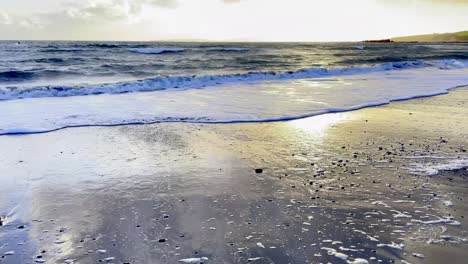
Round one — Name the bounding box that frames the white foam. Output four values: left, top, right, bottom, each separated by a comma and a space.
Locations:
353, 46, 365, 50
321, 247, 349, 260
442, 200, 453, 207
377, 242, 405, 250
348, 259, 369, 264
0, 59, 466, 101
179, 257, 209, 263
412, 216, 460, 226
0, 67, 467, 136
391, 210, 412, 218
409, 158, 468, 175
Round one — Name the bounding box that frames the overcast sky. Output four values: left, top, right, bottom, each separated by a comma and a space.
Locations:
0, 0, 467, 41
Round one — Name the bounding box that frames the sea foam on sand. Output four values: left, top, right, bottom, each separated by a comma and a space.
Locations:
0, 67, 467, 136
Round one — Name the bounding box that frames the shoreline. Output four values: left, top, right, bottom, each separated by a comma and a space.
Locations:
2, 83, 467, 137
0, 87, 467, 263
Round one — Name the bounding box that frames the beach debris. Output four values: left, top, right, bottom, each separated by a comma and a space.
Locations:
255, 169, 263, 174
179, 257, 208, 263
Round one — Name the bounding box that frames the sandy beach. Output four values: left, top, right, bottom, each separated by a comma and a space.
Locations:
1, 88, 467, 264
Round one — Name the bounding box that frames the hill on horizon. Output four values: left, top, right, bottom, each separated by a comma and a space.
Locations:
392, 31, 468, 42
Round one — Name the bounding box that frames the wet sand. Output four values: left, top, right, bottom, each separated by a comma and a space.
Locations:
0, 88, 467, 264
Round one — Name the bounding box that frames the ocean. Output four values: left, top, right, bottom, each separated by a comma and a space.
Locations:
0, 41, 467, 135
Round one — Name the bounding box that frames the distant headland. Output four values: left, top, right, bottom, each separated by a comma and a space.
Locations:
364, 31, 468, 43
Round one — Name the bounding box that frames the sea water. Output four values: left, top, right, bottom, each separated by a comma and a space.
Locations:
0, 41, 467, 135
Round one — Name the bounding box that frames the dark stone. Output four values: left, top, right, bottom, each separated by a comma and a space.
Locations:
255, 169, 263, 174
17, 225, 25, 229
158, 238, 167, 243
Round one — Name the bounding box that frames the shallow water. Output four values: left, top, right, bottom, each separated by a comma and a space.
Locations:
0, 90, 467, 263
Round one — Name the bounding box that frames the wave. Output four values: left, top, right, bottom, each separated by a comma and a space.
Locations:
34, 58, 65, 63
86, 43, 120, 48
128, 48, 185, 54
0, 71, 35, 82
0, 66, 467, 136
31, 58, 87, 64
0, 69, 86, 83
40, 49, 85, 53
0, 59, 466, 101
207, 47, 249, 52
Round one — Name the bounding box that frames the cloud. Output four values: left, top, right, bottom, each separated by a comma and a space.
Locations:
147, 0, 179, 8
426, 0, 468, 3
0, 12, 13, 25
380, 0, 468, 5
64, 0, 179, 22
0, 0, 181, 40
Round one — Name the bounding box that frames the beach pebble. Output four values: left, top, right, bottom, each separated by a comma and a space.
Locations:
255, 169, 263, 174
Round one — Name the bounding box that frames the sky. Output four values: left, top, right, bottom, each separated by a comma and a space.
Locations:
0, 0, 467, 41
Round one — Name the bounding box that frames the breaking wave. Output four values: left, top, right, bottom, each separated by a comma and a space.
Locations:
0, 59, 466, 101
